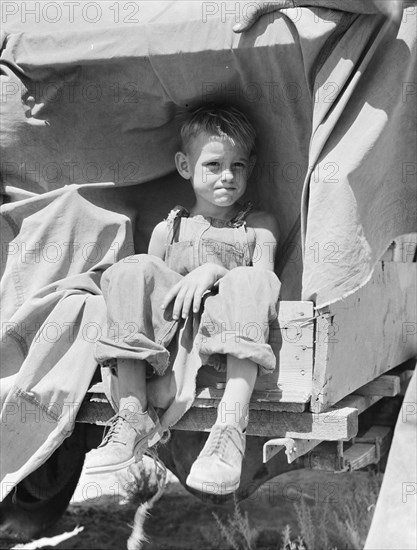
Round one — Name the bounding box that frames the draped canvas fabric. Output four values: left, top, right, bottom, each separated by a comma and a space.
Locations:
0, 2, 416, 540
303, 9, 416, 306
1, 3, 415, 303
0, 186, 131, 491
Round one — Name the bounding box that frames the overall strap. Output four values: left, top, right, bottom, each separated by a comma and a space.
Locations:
165, 205, 189, 247
230, 202, 255, 265
228, 201, 253, 227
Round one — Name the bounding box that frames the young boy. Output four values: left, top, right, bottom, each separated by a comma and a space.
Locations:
86, 106, 281, 494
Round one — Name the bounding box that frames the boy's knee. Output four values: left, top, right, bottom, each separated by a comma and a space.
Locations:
104, 254, 162, 285
225, 266, 275, 283
222, 267, 281, 295
223, 265, 252, 279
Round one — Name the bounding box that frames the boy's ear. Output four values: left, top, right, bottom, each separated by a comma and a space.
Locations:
248, 155, 257, 177
175, 152, 192, 180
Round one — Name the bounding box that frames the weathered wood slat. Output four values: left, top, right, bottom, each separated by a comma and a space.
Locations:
77, 401, 113, 425
344, 425, 392, 470
194, 387, 307, 412
355, 425, 392, 444
304, 425, 393, 471
328, 394, 382, 415
399, 368, 415, 395
173, 406, 356, 439
252, 300, 314, 403
86, 384, 307, 412
78, 393, 385, 443
303, 441, 345, 471
77, 394, 364, 440
355, 374, 401, 397
343, 443, 376, 470
356, 369, 415, 397
173, 395, 376, 440
263, 437, 322, 464
192, 397, 307, 412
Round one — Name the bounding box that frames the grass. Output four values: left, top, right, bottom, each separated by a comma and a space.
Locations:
213, 495, 259, 550
214, 471, 383, 550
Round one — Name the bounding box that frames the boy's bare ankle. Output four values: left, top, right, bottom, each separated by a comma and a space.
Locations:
119, 396, 148, 415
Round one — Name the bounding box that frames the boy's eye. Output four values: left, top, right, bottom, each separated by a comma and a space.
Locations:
205, 162, 220, 169
234, 162, 246, 169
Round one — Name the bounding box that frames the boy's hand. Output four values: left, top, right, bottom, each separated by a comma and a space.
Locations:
232, 0, 293, 33
161, 264, 227, 320
232, 0, 411, 33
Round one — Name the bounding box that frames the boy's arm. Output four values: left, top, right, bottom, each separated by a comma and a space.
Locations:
148, 220, 168, 260
247, 212, 279, 271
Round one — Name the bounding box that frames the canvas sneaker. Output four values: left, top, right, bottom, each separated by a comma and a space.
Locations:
186, 424, 246, 494
84, 406, 162, 475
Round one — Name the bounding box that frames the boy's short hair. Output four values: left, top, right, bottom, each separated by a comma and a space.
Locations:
181, 105, 256, 155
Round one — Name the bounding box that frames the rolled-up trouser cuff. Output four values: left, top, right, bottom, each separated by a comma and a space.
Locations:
95, 338, 170, 376
199, 338, 276, 376
94, 254, 182, 376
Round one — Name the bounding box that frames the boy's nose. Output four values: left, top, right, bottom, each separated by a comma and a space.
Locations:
221, 169, 234, 183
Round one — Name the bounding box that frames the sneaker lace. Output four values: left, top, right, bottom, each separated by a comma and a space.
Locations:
99, 414, 126, 447
204, 426, 234, 457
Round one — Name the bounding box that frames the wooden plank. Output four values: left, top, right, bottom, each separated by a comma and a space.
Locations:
344, 425, 392, 472
304, 425, 392, 472
304, 441, 344, 471
356, 425, 392, 443
263, 437, 322, 463
77, 393, 381, 443
78, 399, 356, 439
312, 261, 417, 412
192, 397, 307, 413
77, 401, 114, 425
193, 387, 307, 412
243, 300, 315, 404
326, 394, 382, 416
86, 383, 307, 413
173, 394, 370, 440
355, 374, 400, 397
251, 300, 314, 403
399, 368, 415, 395
342, 443, 376, 470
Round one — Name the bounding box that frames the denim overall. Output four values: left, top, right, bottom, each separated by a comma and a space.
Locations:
95, 204, 281, 425
165, 204, 255, 275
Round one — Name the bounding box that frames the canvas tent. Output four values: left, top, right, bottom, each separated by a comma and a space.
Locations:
1, 1, 416, 547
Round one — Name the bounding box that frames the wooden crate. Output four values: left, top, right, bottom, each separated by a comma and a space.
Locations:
312, 254, 417, 412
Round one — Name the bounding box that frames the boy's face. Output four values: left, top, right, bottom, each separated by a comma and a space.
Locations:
175, 132, 253, 209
